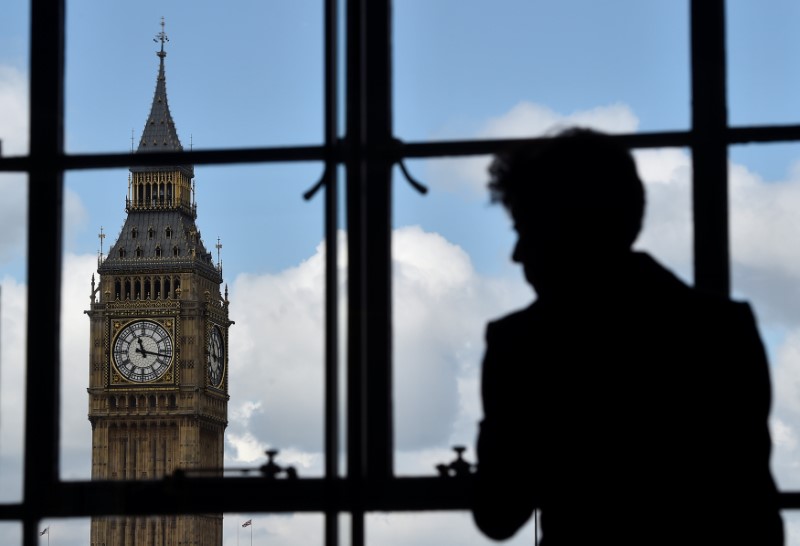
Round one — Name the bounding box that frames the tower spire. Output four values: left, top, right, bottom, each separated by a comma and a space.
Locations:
137, 17, 182, 153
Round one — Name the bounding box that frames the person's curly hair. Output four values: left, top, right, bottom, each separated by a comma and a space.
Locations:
488, 127, 645, 250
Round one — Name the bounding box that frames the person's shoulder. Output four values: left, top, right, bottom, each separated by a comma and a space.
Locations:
486, 303, 539, 338
633, 253, 751, 319
689, 290, 756, 325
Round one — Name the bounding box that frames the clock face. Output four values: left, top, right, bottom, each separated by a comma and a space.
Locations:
207, 325, 225, 387
113, 320, 173, 383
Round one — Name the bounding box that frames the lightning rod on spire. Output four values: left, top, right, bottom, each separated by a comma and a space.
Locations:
155, 16, 169, 58
98, 227, 106, 266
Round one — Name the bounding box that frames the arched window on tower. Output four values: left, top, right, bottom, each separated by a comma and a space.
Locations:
155, 246, 162, 258
148, 395, 156, 409
159, 182, 165, 204
137, 184, 143, 206
136, 246, 142, 258
165, 227, 172, 239
119, 248, 126, 258
124, 279, 131, 300
114, 279, 121, 300
129, 395, 136, 409
134, 279, 141, 299
165, 278, 171, 298
144, 278, 151, 299
148, 227, 154, 239
145, 183, 151, 205
173, 246, 179, 257
154, 278, 161, 299
166, 182, 173, 205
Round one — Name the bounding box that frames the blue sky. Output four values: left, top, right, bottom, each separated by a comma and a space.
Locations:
2, 1, 800, 545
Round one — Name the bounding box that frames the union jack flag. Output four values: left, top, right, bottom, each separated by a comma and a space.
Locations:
242, 520, 252, 528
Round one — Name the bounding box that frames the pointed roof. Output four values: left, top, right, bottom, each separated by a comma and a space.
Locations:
138, 21, 183, 153
99, 209, 221, 283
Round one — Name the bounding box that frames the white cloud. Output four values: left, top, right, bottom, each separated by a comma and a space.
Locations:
771, 417, 798, 452
0, 174, 28, 265
729, 163, 800, 328
769, 409, 800, 489
427, 101, 640, 196
60, 252, 102, 479
631, 148, 693, 280
0, 274, 27, 502
0, 64, 28, 156
480, 101, 638, 140
393, 226, 526, 457
227, 431, 270, 464
226, 226, 527, 476
227, 243, 328, 460
367, 512, 536, 546
222, 515, 323, 546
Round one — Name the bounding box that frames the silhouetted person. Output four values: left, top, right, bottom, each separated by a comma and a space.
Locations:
473, 128, 783, 545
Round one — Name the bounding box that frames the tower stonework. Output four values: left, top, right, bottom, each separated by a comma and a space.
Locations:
87, 24, 230, 546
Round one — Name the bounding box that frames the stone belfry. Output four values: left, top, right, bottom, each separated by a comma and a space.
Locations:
87, 19, 230, 546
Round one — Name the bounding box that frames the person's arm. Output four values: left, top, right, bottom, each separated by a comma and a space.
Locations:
472, 321, 536, 540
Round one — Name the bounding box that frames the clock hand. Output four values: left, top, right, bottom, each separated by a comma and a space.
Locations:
136, 337, 149, 358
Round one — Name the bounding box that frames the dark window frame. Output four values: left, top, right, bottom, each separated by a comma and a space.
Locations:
1, 1, 798, 546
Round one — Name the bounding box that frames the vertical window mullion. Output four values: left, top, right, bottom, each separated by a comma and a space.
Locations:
345, 0, 368, 543
345, 0, 394, 544
362, 0, 393, 486
324, 0, 340, 545
24, 0, 66, 544
690, 0, 729, 296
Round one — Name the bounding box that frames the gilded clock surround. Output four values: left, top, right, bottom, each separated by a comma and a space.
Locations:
87, 22, 230, 546
111, 318, 176, 384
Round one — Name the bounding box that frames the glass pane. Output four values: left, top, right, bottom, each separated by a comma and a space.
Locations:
65, 1, 323, 153
367, 512, 536, 546
786, 511, 800, 546
0, 522, 21, 545
392, 147, 692, 475
39, 518, 89, 545
0, 0, 28, 156
632, 147, 693, 283
728, 1, 800, 126
61, 163, 326, 481
393, 160, 528, 475
394, 0, 689, 141
0, 173, 27, 503
730, 144, 800, 491
224, 514, 322, 546
39, 515, 322, 546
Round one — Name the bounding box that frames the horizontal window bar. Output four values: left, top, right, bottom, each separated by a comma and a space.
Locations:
0, 479, 797, 519
5, 125, 800, 174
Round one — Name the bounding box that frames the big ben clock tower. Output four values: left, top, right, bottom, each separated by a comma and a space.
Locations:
87, 20, 230, 546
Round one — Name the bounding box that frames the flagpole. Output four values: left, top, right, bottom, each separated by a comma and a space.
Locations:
250, 520, 253, 546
